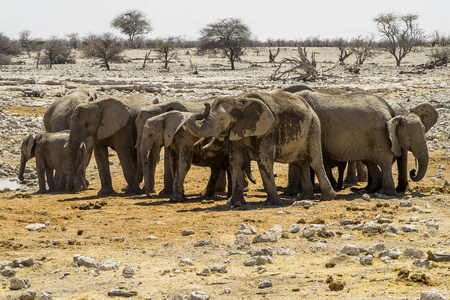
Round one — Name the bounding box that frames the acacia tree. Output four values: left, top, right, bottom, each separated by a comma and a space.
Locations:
111, 9, 152, 46
155, 36, 178, 69
374, 13, 424, 66
198, 18, 252, 70
82, 33, 125, 70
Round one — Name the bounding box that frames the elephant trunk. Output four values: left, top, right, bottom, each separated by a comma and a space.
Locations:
18, 154, 27, 182
67, 129, 85, 192
143, 144, 161, 198
245, 161, 256, 184
186, 103, 213, 138
409, 141, 429, 182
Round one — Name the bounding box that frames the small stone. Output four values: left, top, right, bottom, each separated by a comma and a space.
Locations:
234, 234, 251, 248
413, 259, 430, 269
399, 201, 412, 207
110, 237, 124, 242
360, 254, 373, 266
367, 242, 385, 253
179, 259, 194, 266
243, 256, 272, 266
258, 280, 273, 289
287, 224, 301, 233
340, 234, 354, 240
361, 194, 370, 201
10, 277, 31, 290
146, 235, 157, 240
122, 265, 134, 278
13, 257, 34, 267
362, 221, 378, 233
340, 219, 354, 225
223, 287, 232, 294
196, 267, 211, 276
1, 266, 16, 277
37, 291, 53, 300
107, 288, 138, 297
410, 215, 420, 222
420, 289, 446, 300
19, 290, 37, 300
235, 223, 257, 235
98, 260, 122, 271
210, 264, 227, 274
340, 244, 360, 256
75, 255, 97, 268
292, 200, 316, 207
402, 225, 419, 233
25, 223, 46, 231
194, 239, 212, 247
181, 230, 195, 236
381, 248, 402, 259
329, 280, 345, 291
191, 290, 210, 300
277, 247, 296, 255
403, 248, 426, 259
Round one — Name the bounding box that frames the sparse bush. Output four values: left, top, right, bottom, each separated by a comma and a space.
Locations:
0, 54, 13, 66
82, 33, 125, 70
155, 36, 178, 69
42, 37, 74, 67
0, 33, 21, 67
351, 35, 377, 65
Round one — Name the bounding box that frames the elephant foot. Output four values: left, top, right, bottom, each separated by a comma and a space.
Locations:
159, 188, 173, 196
296, 191, 315, 200
344, 176, 358, 185
200, 189, 215, 198
227, 194, 247, 207
36, 189, 47, 194
283, 188, 300, 197
378, 188, 396, 196
263, 196, 282, 206
396, 183, 409, 193
122, 185, 142, 195
98, 187, 116, 196
321, 190, 337, 201
169, 194, 187, 202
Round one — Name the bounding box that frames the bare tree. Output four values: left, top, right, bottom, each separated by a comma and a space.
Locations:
19, 30, 34, 57
155, 36, 178, 70
66, 33, 80, 49
111, 10, 152, 47
198, 18, 252, 70
42, 37, 74, 68
351, 34, 376, 65
374, 13, 425, 66
0, 33, 21, 66
82, 33, 125, 70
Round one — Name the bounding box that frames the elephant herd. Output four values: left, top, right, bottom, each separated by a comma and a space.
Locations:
18, 86, 438, 207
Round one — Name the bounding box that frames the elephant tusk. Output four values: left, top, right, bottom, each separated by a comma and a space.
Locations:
80, 141, 86, 150
194, 137, 205, 146
202, 137, 216, 149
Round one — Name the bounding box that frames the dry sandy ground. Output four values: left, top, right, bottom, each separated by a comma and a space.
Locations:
0, 47, 449, 299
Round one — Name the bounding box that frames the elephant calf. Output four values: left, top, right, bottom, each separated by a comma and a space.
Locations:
19, 131, 89, 193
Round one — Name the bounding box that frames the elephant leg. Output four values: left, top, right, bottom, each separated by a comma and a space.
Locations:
295, 161, 315, 199
363, 161, 382, 193
379, 160, 396, 195
356, 161, 368, 182
308, 143, 336, 201
170, 151, 191, 202
54, 170, 64, 191
115, 146, 141, 195
94, 145, 115, 195
227, 143, 247, 207
226, 168, 232, 198
285, 163, 301, 196
396, 149, 409, 192
255, 142, 280, 205
159, 150, 173, 195
326, 166, 337, 189
214, 169, 227, 193
336, 162, 347, 190
344, 161, 358, 185
36, 160, 47, 194
46, 167, 56, 192
201, 167, 220, 197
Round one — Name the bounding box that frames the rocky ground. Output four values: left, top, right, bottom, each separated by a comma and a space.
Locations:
0, 47, 449, 299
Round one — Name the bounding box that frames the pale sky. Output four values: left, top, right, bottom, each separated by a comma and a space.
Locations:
1, 0, 449, 41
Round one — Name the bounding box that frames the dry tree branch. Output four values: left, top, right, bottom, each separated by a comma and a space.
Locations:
269, 47, 320, 81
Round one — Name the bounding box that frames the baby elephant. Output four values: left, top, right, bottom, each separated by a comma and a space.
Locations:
18, 131, 89, 193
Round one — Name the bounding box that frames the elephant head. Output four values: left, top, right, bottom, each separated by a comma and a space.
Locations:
141, 111, 188, 197
186, 95, 275, 143
387, 103, 438, 182
67, 98, 132, 192
18, 133, 39, 182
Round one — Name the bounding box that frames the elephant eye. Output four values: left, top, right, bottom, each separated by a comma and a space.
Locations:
85, 123, 89, 128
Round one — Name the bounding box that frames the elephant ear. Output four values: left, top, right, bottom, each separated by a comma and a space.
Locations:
230, 98, 275, 141
387, 116, 402, 157
410, 103, 438, 132
24, 133, 36, 158
97, 98, 132, 140
163, 111, 188, 148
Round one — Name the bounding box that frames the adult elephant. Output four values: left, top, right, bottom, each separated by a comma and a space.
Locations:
67, 95, 151, 195
44, 90, 96, 132
141, 110, 254, 201
186, 90, 336, 206
288, 89, 438, 195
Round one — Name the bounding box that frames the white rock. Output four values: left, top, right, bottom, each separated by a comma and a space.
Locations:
381, 248, 402, 259
340, 244, 360, 256
420, 289, 446, 300
25, 223, 46, 231
191, 290, 210, 300
403, 248, 426, 258
10, 277, 31, 290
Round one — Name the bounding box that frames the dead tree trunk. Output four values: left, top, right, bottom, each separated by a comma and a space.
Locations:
269, 48, 280, 63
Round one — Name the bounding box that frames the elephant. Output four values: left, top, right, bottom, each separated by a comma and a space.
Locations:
135, 99, 229, 195
286, 89, 438, 195
43, 90, 97, 132
67, 95, 151, 195
140, 110, 255, 201
18, 131, 88, 193
186, 90, 337, 206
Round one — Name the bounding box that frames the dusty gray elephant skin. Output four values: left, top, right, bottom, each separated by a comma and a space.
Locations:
186, 90, 336, 206
43, 90, 96, 132
19, 131, 88, 193
67, 95, 151, 195
141, 110, 244, 202
289, 90, 438, 195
